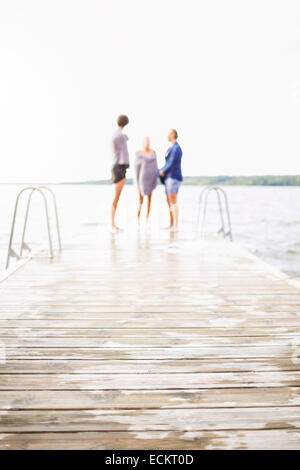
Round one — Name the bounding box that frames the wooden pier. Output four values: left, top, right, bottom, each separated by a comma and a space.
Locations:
0, 230, 300, 449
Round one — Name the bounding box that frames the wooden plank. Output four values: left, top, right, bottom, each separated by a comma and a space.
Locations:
1, 298, 300, 306
4, 288, 276, 294
1, 387, 299, 410
1, 430, 299, 450
1, 327, 300, 337
4, 346, 295, 359
2, 335, 300, 348
1, 358, 299, 374
1, 407, 300, 432
3, 282, 295, 288
1, 317, 300, 327
1, 289, 298, 298
3, 280, 291, 286
0, 371, 300, 390
1, 305, 300, 314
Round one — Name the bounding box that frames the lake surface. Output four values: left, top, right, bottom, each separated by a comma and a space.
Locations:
1, 184, 300, 277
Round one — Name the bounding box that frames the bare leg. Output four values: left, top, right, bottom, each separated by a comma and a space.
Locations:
170, 193, 179, 230
111, 178, 126, 230
146, 193, 152, 222
166, 195, 174, 229
137, 189, 143, 225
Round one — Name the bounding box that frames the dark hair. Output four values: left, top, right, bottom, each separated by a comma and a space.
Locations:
117, 115, 129, 128
171, 129, 178, 139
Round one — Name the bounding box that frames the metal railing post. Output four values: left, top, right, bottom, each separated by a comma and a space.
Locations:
39, 186, 62, 250
217, 187, 233, 241
6, 185, 61, 269
196, 185, 233, 241
6, 187, 36, 269
19, 188, 36, 256
40, 189, 54, 259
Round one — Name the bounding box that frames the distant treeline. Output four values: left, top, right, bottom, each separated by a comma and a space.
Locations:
64, 175, 300, 186
182, 175, 300, 186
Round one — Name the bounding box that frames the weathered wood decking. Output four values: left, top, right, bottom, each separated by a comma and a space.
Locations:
0, 230, 300, 449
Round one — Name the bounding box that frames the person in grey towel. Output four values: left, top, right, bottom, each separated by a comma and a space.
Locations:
135, 137, 158, 224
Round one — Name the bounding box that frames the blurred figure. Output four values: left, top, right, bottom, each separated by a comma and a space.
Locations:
135, 137, 158, 225
110, 114, 129, 232
159, 129, 183, 231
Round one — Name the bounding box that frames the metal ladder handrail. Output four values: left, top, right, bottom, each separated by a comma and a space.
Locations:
196, 185, 233, 241
38, 186, 62, 251
6, 186, 61, 269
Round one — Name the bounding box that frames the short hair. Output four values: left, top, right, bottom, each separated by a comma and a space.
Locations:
171, 129, 178, 139
117, 115, 129, 127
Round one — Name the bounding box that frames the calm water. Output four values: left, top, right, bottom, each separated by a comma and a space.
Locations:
1, 184, 300, 277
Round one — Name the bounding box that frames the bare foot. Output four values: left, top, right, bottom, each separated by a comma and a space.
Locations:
111, 226, 123, 233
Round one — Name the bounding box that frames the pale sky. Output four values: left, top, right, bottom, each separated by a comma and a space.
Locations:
0, 0, 300, 182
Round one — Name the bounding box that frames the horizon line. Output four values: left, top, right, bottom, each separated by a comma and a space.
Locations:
1, 174, 300, 185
